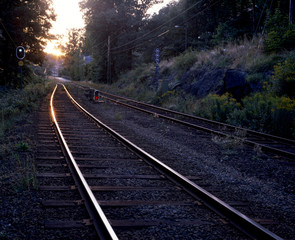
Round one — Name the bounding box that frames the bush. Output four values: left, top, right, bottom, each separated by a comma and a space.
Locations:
229, 93, 295, 138
264, 8, 295, 52
0, 80, 53, 135
194, 93, 240, 122
246, 73, 264, 83
211, 22, 239, 45
271, 52, 295, 97
173, 51, 198, 72
192, 91, 295, 138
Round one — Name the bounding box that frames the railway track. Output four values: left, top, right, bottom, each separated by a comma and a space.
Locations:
37, 83, 284, 239
92, 88, 295, 161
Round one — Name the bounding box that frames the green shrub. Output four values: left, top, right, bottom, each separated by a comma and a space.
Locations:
264, 8, 295, 52
271, 52, 295, 97
264, 31, 282, 52
194, 93, 240, 122
211, 22, 239, 45
0, 80, 53, 134
228, 93, 295, 138
248, 54, 284, 73
192, 91, 295, 138
173, 51, 198, 72
246, 73, 264, 83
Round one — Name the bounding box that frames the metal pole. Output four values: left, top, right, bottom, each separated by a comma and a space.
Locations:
20, 66, 23, 89
185, 25, 188, 50
2, 108, 4, 129
290, 0, 294, 24
252, 0, 256, 32
107, 36, 111, 84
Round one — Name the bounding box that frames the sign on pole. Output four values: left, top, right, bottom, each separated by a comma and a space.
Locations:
154, 48, 161, 90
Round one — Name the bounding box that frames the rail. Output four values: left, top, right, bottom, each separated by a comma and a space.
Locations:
63, 84, 283, 239
50, 84, 119, 240
96, 89, 295, 160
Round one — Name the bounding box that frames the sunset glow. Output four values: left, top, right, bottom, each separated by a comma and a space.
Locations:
44, 0, 176, 56
44, 41, 64, 56
44, 0, 85, 56
147, 0, 177, 15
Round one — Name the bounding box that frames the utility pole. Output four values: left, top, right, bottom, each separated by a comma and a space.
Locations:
185, 24, 188, 50
107, 35, 111, 84
252, 0, 256, 33
290, 0, 294, 24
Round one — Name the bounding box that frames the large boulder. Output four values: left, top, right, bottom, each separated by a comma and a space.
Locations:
224, 69, 249, 99
166, 68, 254, 100
190, 69, 225, 97
166, 69, 225, 97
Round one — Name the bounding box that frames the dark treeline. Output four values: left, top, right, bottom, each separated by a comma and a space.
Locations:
0, 0, 55, 86
61, 0, 293, 83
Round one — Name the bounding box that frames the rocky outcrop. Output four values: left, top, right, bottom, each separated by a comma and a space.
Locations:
189, 69, 225, 98
166, 68, 256, 100
223, 69, 249, 100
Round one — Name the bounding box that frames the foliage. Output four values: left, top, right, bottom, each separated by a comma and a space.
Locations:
60, 29, 85, 81
271, 52, 295, 97
16, 141, 30, 152
0, 79, 53, 137
79, 0, 161, 82
229, 93, 295, 138
246, 73, 264, 83
0, 0, 55, 86
173, 51, 198, 72
194, 93, 241, 122
190, 91, 295, 138
211, 22, 241, 45
264, 7, 295, 52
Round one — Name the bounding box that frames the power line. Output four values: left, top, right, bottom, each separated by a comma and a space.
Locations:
111, 0, 221, 54
255, 0, 269, 34
110, 0, 206, 51
0, 20, 17, 48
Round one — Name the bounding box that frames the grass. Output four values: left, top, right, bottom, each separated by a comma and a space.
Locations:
114, 112, 122, 120
0, 77, 54, 191
212, 135, 244, 155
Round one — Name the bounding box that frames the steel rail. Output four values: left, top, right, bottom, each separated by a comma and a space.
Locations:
50, 85, 119, 240
96, 89, 295, 160
63, 84, 283, 240
96, 89, 294, 143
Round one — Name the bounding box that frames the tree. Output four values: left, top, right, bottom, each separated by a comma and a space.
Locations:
60, 29, 85, 80
0, 0, 55, 86
80, 0, 162, 82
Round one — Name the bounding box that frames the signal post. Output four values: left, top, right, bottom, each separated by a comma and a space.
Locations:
16, 46, 25, 89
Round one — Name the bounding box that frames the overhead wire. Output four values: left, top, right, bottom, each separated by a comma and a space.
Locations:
0, 20, 17, 48
110, 0, 206, 51
255, 0, 269, 34
110, 0, 221, 54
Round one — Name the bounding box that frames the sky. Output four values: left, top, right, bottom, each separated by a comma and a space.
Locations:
44, 0, 176, 56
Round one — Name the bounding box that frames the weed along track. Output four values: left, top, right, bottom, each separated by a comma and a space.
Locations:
35, 83, 287, 239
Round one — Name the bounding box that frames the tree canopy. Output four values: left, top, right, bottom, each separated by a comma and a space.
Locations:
0, 0, 55, 86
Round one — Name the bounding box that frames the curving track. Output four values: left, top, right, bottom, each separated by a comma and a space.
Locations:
41, 84, 284, 239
